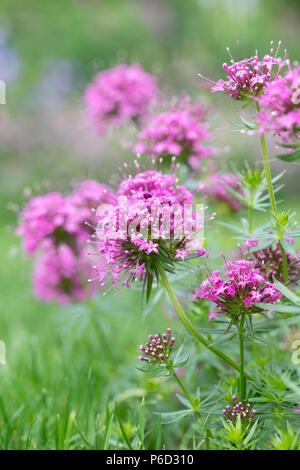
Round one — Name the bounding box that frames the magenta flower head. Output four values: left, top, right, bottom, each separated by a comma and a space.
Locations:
198, 173, 244, 212
134, 99, 214, 171
222, 396, 257, 426
139, 328, 175, 365
192, 259, 282, 321
94, 168, 209, 297
64, 180, 115, 241
257, 66, 300, 142
174, 94, 211, 122
16, 181, 115, 305
200, 41, 288, 101
16, 181, 114, 254
244, 238, 300, 285
33, 244, 97, 305
16, 192, 68, 254
84, 64, 158, 133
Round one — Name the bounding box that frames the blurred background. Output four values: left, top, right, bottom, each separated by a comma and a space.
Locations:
0, 0, 299, 448
1, 0, 300, 210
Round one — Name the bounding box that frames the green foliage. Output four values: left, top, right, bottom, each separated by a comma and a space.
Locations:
222, 416, 259, 450
0, 0, 300, 451
271, 423, 299, 450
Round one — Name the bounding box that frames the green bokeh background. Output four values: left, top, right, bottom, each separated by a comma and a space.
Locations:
0, 0, 299, 449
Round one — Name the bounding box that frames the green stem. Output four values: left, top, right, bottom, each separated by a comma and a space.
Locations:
256, 102, 289, 284
256, 102, 277, 213
172, 369, 197, 411
238, 313, 246, 401
259, 132, 277, 212
171, 368, 212, 447
157, 264, 252, 380
248, 189, 254, 234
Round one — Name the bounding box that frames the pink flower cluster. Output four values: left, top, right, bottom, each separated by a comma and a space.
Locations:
17, 180, 114, 304
201, 42, 288, 100
223, 396, 256, 425
192, 259, 281, 320
139, 328, 175, 364
85, 64, 158, 133
134, 101, 214, 170
257, 66, 300, 141
94, 170, 208, 291
245, 238, 300, 284
170, 94, 211, 122
198, 173, 244, 212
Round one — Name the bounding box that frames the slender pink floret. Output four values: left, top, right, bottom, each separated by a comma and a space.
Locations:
200, 41, 289, 100
192, 259, 281, 320
257, 66, 300, 141
94, 170, 209, 292
245, 238, 300, 284
85, 64, 158, 133
134, 100, 214, 170
33, 244, 97, 305
139, 328, 175, 364
198, 173, 244, 212
223, 396, 257, 425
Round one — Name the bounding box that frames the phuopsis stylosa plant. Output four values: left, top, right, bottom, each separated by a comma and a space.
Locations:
16, 48, 300, 449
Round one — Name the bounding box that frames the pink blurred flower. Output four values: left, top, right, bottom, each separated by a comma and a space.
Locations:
192, 259, 281, 320
16, 181, 114, 254
134, 99, 214, 170
17, 180, 115, 304
84, 64, 158, 133
257, 66, 300, 142
33, 244, 97, 305
245, 238, 300, 284
198, 173, 244, 212
65, 180, 115, 240
16, 193, 67, 254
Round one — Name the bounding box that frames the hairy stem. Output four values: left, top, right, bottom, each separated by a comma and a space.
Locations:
172, 369, 197, 410
171, 367, 211, 445
238, 313, 246, 401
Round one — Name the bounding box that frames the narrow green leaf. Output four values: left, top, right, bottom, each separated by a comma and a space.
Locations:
115, 403, 133, 450
280, 239, 298, 258
104, 413, 114, 450
277, 148, 300, 162
138, 397, 146, 447
273, 279, 300, 304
